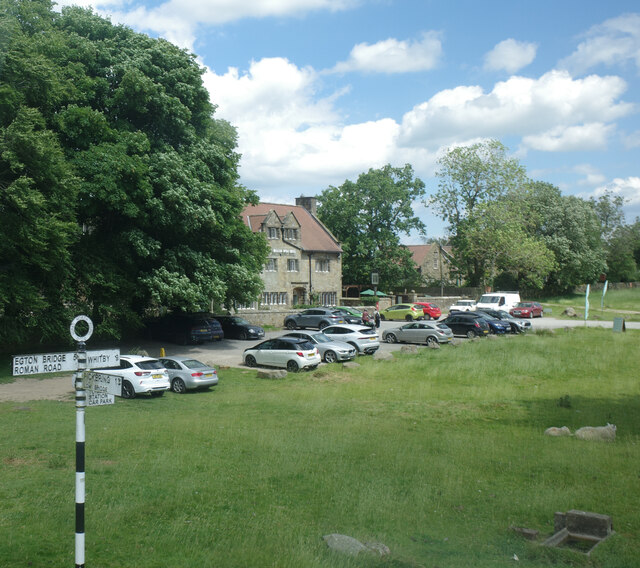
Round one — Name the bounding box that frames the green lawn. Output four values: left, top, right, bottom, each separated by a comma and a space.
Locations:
541, 287, 640, 321
1, 328, 639, 567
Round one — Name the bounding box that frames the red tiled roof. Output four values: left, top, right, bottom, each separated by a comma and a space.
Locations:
242, 202, 342, 253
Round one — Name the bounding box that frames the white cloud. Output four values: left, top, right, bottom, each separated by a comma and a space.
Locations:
484, 39, 537, 73
522, 123, 615, 152
573, 164, 607, 186
331, 32, 443, 74
55, 0, 356, 49
559, 13, 640, 75
398, 70, 633, 150
593, 177, 640, 206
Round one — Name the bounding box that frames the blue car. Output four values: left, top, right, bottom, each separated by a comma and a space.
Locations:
474, 312, 510, 334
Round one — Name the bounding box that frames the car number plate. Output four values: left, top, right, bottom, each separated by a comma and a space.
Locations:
152, 373, 163, 379
204, 373, 214, 377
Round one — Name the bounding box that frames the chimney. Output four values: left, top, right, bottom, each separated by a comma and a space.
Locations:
296, 195, 317, 216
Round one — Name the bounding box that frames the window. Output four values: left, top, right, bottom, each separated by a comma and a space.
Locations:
262, 292, 288, 306
287, 259, 299, 272
315, 259, 330, 272
319, 292, 337, 306
433, 255, 439, 270
265, 258, 277, 272
283, 228, 298, 240
267, 227, 279, 239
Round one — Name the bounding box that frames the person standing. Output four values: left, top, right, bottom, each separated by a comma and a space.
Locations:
374, 309, 381, 328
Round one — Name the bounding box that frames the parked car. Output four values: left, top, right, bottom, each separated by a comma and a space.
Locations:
283, 331, 357, 363
213, 315, 265, 339
476, 308, 532, 333
321, 324, 380, 354
99, 355, 170, 399
243, 337, 321, 372
190, 313, 224, 340
448, 300, 477, 313
510, 302, 544, 318
413, 302, 442, 320
329, 307, 363, 325
440, 313, 490, 338
158, 356, 219, 393
473, 312, 511, 334
146, 313, 215, 344
379, 303, 423, 321
382, 321, 453, 346
284, 308, 345, 330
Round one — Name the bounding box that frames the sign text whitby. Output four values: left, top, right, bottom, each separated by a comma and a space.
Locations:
12, 349, 120, 376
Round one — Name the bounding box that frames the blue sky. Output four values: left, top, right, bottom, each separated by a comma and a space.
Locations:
57, 0, 640, 240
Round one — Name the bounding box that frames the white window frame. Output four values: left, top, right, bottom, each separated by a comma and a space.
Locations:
287, 259, 299, 272
265, 258, 277, 272
267, 227, 279, 239
315, 259, 330, 273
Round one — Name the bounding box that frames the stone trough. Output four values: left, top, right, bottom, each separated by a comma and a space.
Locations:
542, 510, 615, 556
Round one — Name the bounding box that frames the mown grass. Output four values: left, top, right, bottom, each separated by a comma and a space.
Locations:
1, 328, 639, 567
541, 287, 640, 322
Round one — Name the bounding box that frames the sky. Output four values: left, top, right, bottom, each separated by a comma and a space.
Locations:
55, 0, 640, 241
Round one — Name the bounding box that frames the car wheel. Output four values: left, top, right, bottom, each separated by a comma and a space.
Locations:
245, 354, 257, 367
385, 333, 397, 344
286, 360, 299, 373
426, 336, 438, 347
466, 330, 477, 339
405, 314, 413, 321
318, 321, 328, 330
380, 314, 386, 321
286, 321, 297, 330
121, 380, 136, 399
171, 378, 187, 394
323, 350, 337, 363
239, 330, 248, 340
424, 313, 431, 320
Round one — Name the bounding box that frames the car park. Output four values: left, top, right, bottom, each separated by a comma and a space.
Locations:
379, 303, 423, 321
213, 315, 265, 339
382, 321, 453, 346
321, 324, 380, 354
99, 355, 170, 399
475, 308, 532, 333
284, 308, 346, 330
413, 302, 442, 320
243, 336, 321, 372
448, 299, 477, 312
283, 331, 357, 363
473, 312, 511, 334
510, 301, 544, 318
158, 356, 219, 393
146, 313, 215, 344
440, 313, 490, 338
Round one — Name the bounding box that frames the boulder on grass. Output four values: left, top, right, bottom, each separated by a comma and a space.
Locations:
257, 369, 287, 379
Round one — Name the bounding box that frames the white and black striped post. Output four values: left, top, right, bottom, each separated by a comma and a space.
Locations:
70, 315, 93, 568
74, 339, 87, 567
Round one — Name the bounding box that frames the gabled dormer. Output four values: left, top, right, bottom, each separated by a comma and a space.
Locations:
281, 212, 301, 242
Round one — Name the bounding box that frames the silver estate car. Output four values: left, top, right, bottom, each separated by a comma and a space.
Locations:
382, 321, 453, 346
320, 324, 380, 355
283, 331, 357, 363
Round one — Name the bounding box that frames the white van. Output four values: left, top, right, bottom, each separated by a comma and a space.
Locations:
476, 291, 521, 312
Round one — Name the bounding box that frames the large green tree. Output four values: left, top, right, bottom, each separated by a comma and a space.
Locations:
0, 0, 267, 347
429, 140, 528, 285
317, 164, 426, 290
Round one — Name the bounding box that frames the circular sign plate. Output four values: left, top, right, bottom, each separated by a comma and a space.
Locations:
70, 315, 93, 342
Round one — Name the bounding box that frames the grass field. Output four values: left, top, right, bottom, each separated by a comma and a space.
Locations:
1, 328, 638, 567
542, 286, 640, 321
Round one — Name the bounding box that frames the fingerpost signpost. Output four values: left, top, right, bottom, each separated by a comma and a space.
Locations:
12, 316, 121, 567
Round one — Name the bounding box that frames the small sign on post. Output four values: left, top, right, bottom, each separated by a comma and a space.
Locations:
612, 317, 626, 333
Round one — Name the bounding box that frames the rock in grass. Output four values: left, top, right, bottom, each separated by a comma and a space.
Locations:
400, 345, 418, 353
373, 351, 393, 360
323, 534, 367, 556
257, 369, 287, 379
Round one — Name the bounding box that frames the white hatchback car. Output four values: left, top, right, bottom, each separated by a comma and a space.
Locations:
448, 299, 477, 313
98, 355, 170, 399
244, 336, 321, 372
320, 324, 380, 355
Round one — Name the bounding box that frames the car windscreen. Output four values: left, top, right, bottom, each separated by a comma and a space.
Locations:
183, 359, 207, 369
232, 317, 250, 325
311, 333, 332, 343
479, 295, 499, 304
136, 359, 164, 370
436, 324, 449, 330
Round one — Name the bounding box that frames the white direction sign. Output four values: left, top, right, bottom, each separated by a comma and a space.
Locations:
84, 371, 122, 396
12, 349, 120, 376
86, 391, 115, 406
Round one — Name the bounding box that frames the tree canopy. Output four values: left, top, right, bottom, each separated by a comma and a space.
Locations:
317, 164, 426, 291
0, 0, 268, 348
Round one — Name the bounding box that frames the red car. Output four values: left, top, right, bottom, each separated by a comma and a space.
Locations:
414, 302, 442, 320
510, 302, 544, 318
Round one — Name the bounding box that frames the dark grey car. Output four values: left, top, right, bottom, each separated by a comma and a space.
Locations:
284, 308, 345, 330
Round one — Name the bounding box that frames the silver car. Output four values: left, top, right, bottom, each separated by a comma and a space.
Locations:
382, 321, 453, 346
321, 324, 380, 355
283, 331, 357, 363
159, 356, 219, 393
